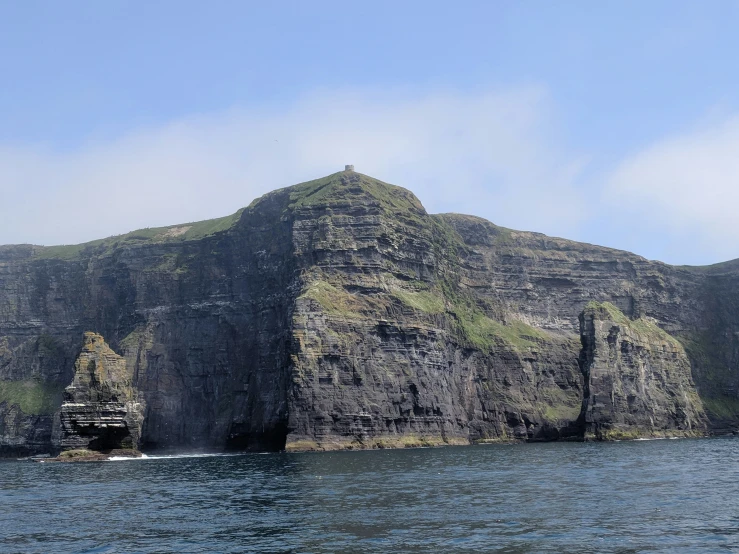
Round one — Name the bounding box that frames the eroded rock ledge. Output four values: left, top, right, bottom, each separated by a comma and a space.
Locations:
1, 170, 737, 456
579, 302, 708, 440
57, 332, 144, 452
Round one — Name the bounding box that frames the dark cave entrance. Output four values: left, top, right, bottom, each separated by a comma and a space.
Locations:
225, 422, 288, 452
86, 426, 134, 451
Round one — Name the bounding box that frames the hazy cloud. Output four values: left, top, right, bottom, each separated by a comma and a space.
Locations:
604, 115, 739, 263
5, 86, 736, 267
0, 87, 587, 247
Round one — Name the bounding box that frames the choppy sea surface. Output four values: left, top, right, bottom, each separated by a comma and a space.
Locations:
2, 437, 739, 553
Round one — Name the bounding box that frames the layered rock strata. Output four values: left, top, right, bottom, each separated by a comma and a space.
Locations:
578, 302, 707, 439
58, 332, 144, 451
0, 170, 737, 455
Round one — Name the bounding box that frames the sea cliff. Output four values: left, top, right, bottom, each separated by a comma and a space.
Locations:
1, 169, 737, 455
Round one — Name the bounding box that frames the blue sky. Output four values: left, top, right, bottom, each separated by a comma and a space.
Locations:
2, 1, 739, 264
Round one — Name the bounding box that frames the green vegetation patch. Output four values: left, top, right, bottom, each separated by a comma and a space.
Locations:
589, 428, 644, 441
539, 386, 582, 422
543, 403, 581, 422
434, 213, 514, 246
287, 174, 353, 209
585, 301, 682, 347
429, 217, 464, 259
432, 274, 554, 353
299, 280, 383, 318
589, 427, 704, 441
390, 271, 553, 353
120, 327, 146, 352
284, 439, 322, 452
0, 380, 64, 415
445, 290, 551, 352
33, 209, 244, 261
285, 434, 469, 452
34, 240, 107, 261
678, 331, 735, 390
700, 396, 739, 420
458, 310, 550, 351
392, 289, 446, 314
272, 172, 428, 230
58, 449, 94, 458
181, 209, 244, 240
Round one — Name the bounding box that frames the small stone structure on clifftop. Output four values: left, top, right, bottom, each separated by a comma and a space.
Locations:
345, 164, 354, 171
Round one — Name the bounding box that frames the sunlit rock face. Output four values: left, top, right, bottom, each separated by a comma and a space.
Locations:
58, 332, 144, 451
0, 171, 738, 455
578, 302, 708, 440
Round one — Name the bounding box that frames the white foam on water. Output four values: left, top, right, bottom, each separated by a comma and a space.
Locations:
106, 455, 146, 461
107, 452, 247, 461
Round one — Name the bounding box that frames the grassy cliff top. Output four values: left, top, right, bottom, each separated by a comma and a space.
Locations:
28, 170, 425, 261
249, 170, 426, 218
437, 212, 653, 264
31, 209, 245, 261
10, 170, 739, 270
680, 257, 739, 275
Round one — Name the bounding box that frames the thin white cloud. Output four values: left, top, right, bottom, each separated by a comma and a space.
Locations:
604, 115, 739, 263
0, 87, 587, 247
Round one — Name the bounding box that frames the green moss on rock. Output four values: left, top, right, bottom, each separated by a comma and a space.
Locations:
299, 280, 388, 318
0, 380, 64, 415
285, 172, 425, 217
392, 289, 446, 314
700, 396, 739, 421
459, 312, 551, 351
585, 301, 682, 348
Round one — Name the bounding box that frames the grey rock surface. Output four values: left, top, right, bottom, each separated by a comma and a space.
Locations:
58, 332, 144, 451
578, 302, 707, 439
0, 171, 737, 454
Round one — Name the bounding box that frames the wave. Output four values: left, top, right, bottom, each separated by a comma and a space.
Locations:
107, 452, 248, 461
634, 436, 683, 441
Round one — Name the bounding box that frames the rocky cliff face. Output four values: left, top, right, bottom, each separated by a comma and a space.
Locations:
283, 173, 583, 449
58, 332, 144, 451
578, 302, 707, 439
435, 214, 739, 433
0, 169, 738, 455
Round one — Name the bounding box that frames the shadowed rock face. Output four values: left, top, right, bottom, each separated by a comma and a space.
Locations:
58, 332, 144, 451
0, 170, 738, 455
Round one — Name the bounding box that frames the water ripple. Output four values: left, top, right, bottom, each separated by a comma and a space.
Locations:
2, 438, 739, 553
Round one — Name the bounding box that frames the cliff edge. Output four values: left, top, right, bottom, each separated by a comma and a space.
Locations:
0, 169, 737, 454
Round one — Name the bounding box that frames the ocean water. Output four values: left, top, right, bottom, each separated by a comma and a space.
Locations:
2, 438, 739, 553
